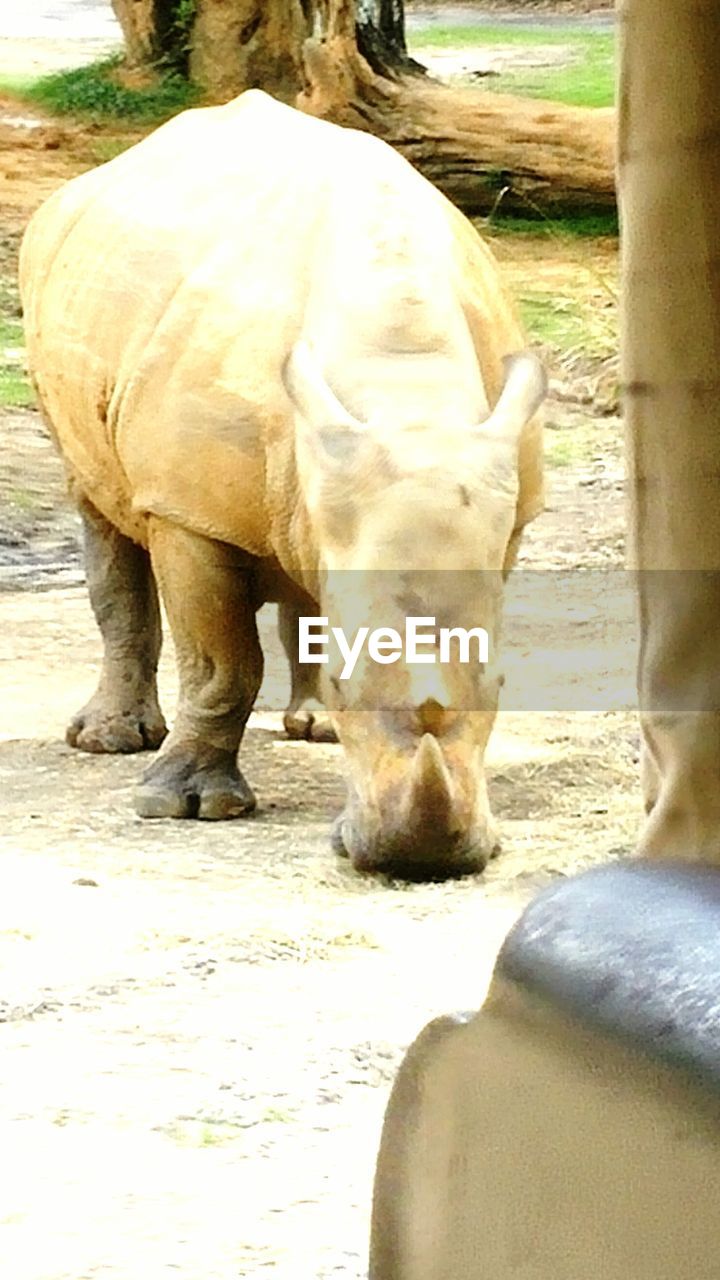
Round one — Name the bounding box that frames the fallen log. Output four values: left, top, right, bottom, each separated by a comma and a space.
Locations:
298, 33, 616, 218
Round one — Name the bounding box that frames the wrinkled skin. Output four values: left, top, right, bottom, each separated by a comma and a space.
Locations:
19, 90, 545, 880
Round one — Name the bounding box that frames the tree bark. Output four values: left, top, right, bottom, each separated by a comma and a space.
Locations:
356, 0, 424, 77
110, 0, 164, 65
189, 0, 310, 101
621, 0, 720, 863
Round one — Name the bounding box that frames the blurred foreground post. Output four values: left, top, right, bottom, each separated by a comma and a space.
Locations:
621, 0, 720, 861
369, 862, 720, 1279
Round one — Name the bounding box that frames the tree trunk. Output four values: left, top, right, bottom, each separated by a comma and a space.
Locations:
110, 0, 165, 66
189, 0, 310, 101
621, 0, 720, 863
111, 0, 616, 217
111, 0, 313, 96
356, 0, 424, 77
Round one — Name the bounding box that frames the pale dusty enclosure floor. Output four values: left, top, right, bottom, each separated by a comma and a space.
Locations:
1, 602, 639, 1280
0, 33, 634, 1278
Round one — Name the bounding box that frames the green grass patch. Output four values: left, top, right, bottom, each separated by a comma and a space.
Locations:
544, 428, 597, 470
89, 137, 135, 164
0, 369, 34, 410
0, 285, 33, 410
519, 289, 617, 360
6, 487, 36, 511
18, 56, 198, 124
0, 73, 40, 96
491, 36, 614, 107
520, 292, 586, 351
483, 211, 619, 239
544, 418, 618, 469
411, 24, 595, 50
544, 433, 577, 468
161, 1118, 246, 1148
410, 25, 615, 109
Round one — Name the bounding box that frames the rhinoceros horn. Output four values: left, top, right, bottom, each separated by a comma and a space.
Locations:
401, 733, 456, 832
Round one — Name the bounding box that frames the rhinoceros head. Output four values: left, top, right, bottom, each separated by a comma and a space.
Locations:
285, 342, 546, 879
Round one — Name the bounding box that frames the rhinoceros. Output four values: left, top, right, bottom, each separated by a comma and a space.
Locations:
20, 89, 545, 879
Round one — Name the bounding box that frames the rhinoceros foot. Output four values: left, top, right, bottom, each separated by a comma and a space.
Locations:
134, 742, 256, 820
66, 697, 168, 754
283, 697, 338, 744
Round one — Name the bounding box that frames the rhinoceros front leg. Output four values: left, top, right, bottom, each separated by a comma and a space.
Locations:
67, 497, 167, 753
134, 520, 262, 820
278, 601, 337, 743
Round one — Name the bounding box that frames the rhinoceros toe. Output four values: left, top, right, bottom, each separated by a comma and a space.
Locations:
133, 744, 256, 820
283, 698, 338, 743
66, 708, 167, 754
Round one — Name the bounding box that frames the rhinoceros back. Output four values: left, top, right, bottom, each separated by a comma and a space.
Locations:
20, 90, 542, 553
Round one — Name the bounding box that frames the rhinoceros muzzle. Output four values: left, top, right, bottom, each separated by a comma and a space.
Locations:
332, 733, 497, 881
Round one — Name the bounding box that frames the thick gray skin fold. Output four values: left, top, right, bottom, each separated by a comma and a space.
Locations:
66, 496, 167, 755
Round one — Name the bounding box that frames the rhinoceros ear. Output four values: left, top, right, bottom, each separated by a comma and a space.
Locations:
283, 340, 361, 432
284, 340, 390, 480
476, 351, 547, 442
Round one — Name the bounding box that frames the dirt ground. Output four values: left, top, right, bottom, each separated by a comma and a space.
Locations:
0, 62, 635, 1280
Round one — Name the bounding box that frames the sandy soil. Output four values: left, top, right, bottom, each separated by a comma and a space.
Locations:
0, 55, 635, 1280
